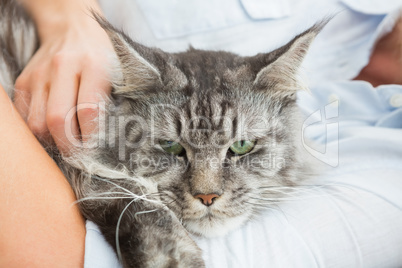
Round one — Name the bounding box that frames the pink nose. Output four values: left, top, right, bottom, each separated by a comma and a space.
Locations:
194, 193, 220, 206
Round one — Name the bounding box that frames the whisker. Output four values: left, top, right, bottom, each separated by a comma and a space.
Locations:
247, 194, 329, 201
71, 191, 135, 207
256, 182, 355, 200
244, 201, 282, 212
116, 199, 136, 262
74, 196, 135, 204
246, 197, 278, 204
92, 176, 160, 205
257, 185, 327, 195
257, 184, 325, 189
92, 176, 137, 196
98, 191, 134, 196
164, 197, 180, 206
135, 208, 159, 217
146, 192, 169, 198
157, 191, 181, 207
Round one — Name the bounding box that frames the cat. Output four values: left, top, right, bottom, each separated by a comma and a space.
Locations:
0, 0, 325, 267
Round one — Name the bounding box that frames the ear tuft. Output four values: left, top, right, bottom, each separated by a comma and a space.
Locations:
252, 19, 330, 97
92, 12, 163, 97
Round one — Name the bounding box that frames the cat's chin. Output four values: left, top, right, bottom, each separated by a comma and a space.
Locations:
184, 213, 251, 238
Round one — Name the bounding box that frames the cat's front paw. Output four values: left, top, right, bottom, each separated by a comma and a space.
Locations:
113, 203, 205, 268
144, 221, 205, 268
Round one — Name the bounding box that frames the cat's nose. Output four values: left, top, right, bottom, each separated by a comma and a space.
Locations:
194, 193, 220, 206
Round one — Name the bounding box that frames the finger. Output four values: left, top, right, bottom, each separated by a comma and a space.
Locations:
14, 72, 34, 121
46, 56, 81, 153
13, 88, 31, 121
26, 85, 50, 139
77, 63, 111, 143
14, 57, 50, 131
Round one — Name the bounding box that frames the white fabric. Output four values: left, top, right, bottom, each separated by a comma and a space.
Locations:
87, 0, 402, 267
134, 0, 251, 39
240, 0, 292, 19
341, 0, 402, 14
85, 221, 121, 268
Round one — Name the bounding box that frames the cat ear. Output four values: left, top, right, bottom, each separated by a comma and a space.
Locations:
93, 14, 164, 96
250, 20, 328, 97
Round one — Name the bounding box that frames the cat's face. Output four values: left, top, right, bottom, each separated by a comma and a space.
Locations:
119, 78, 298, 236
94, 18, 323, 236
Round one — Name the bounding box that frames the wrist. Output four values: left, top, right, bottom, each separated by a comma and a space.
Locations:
19, 0, 103, 42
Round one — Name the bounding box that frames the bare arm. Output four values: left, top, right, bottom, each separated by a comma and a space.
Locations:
0, 85, 85, 267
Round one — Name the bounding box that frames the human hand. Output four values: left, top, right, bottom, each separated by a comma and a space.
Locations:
354, 16, 402, 86
14, 7, 114, 153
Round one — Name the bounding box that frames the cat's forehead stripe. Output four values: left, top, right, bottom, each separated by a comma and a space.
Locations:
183, 93, 234, 131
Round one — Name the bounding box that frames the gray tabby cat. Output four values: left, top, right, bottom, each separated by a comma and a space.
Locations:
0, 0, 324, 267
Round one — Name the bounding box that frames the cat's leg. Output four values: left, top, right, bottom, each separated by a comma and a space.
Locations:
75, 177, 205, 268
104, 200, 204, 268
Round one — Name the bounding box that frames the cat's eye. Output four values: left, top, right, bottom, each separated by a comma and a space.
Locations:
159, 140, 184, 155
229, 140, 255, 155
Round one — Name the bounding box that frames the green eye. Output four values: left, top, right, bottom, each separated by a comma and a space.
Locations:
159, 140, 184, 155
229, 140, 255, 155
